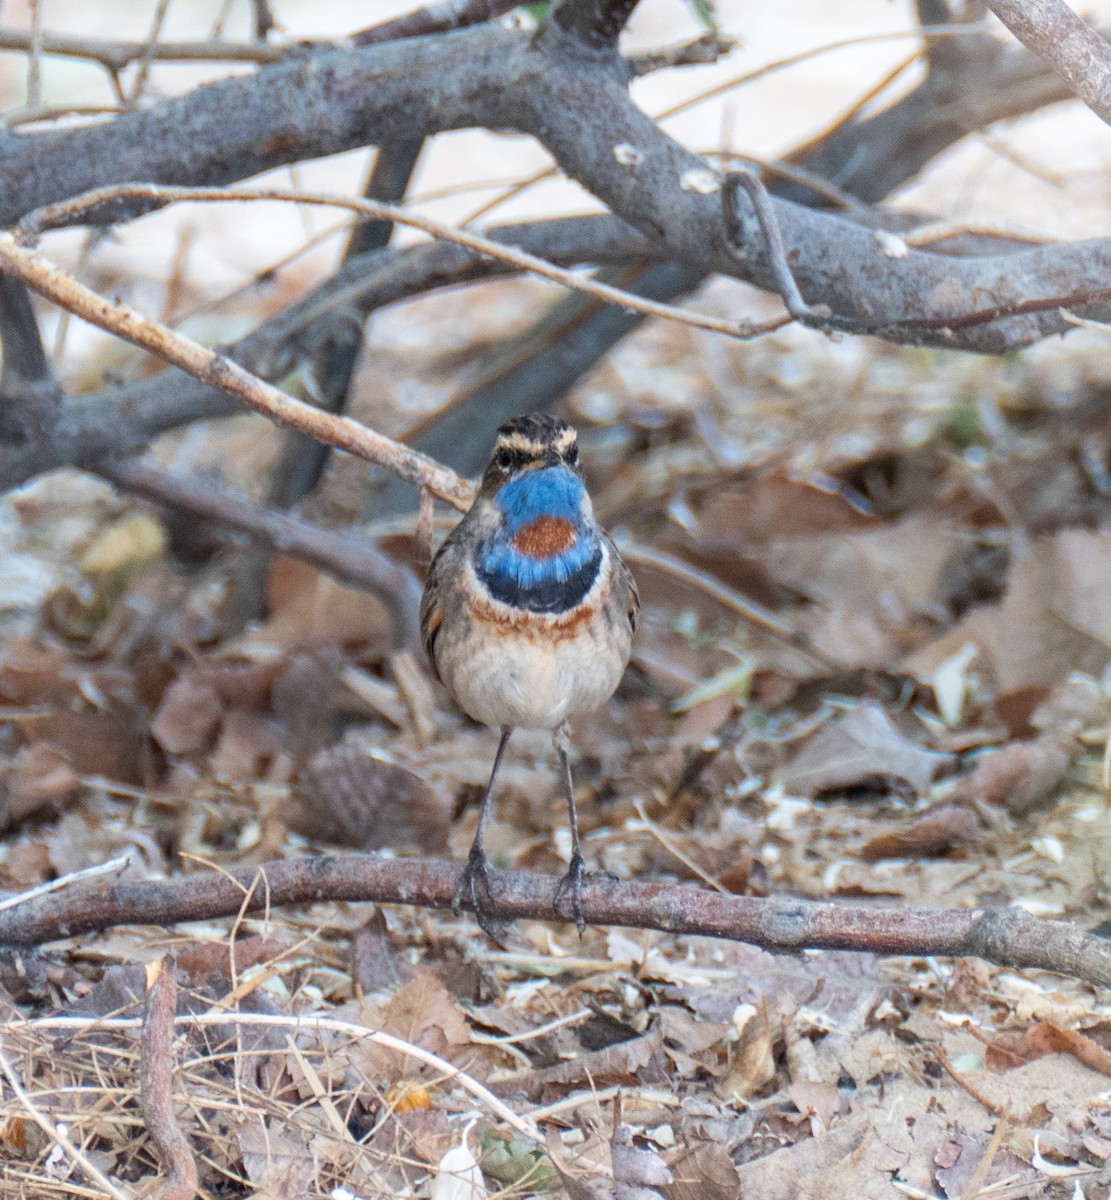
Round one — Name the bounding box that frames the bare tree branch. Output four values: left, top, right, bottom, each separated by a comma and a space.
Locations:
0, 22, 1104, 353
988, 0, 1111, 128
0, 214, 655, 494
95, 458, 423, 648
0, 853, 1108, 987
550, 0, 642, 51
351, 0, 522, 46
0, 275, 59, 439
139, 958, 198, 1200
0, 231, 477, 510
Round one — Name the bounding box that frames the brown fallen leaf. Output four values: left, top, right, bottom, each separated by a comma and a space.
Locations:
985, 1022, 1111, 1077
0, 742, 79, 831
859, 803, 981, 861
945, 738, 1072, 817
493, 1027, 664, 1102
907, 530, 1111, 731
933, 1127, 1036, 1200
664, 1142, 740, 1200
150, 676, 223, 756
781, 702, 953, 797
358, 971, 473, 1082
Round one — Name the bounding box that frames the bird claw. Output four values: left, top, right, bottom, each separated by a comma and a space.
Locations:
453, 846, 509, 941
553, 851, 589, 937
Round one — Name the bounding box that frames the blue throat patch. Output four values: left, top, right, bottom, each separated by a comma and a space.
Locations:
478, 466, 602, 613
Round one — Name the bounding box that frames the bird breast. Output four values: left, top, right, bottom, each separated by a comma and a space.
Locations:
435, 548, 632, 731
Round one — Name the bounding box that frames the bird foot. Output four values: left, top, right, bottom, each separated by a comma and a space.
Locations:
553, 851, 590, 937
453, 846, 509, 942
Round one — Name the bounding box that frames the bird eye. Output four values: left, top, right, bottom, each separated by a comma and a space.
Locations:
495, 448, 514, 471
566, 444, 579, 466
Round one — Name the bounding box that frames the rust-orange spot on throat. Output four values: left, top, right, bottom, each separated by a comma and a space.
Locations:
510, 516, 577, 559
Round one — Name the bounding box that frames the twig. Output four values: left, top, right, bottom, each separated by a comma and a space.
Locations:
21, 1010, 541, 1145
0, 27, 288, 69
934, 1045, 1011, 1120
722, 169, 831, 326
127, 0, 172, 109
351, 0, 521, 47
619, 541, 838, 669
0, 854, 1109, 987
0, 231, 476, 512
94, 457, 423, 648
139, 959, 198, 1200
0, 1040, 129, 1200
988, 0, 1111, 128
12, 182, 787, 344
0, 854, 130, 915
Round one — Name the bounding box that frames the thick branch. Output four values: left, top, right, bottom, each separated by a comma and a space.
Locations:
988, 0, 1111, 127
0, 854, 1108, 987
0, 22, 1106, 353
550, 0, 642, 51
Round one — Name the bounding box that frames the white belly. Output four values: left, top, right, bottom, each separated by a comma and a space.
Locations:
440, 625, 628, 731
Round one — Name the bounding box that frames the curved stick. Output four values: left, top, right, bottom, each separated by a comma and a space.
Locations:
0, 853, 1108, 988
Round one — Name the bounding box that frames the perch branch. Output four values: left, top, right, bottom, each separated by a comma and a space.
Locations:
0, 855, 1107, 987
987, 0, 1111, 128
139, 959, 198, 1200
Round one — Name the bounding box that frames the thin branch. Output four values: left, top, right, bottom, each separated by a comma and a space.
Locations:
0, 230, 477, 511
0, 854, 1108, 987
988, 0, 1111, 128
0, 1040, 129, 1200
351, 0, 521, 47
0, 214, 656, 494
95, 457, 423, 648
0, 26, 287, 68
20, 1010, 542, 1145
139, 958, 198, 1200
13, 183, 785, 343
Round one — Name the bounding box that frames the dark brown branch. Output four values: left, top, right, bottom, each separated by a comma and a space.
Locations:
0, 215, 658, 493
351, 0, 520, 47
0, 276, 60, 440
0, 21, 1104, 356
94, 457, 423, 648
988, 0, 1111, 127
0, 854, 1108, 987
550, 0, 642, 52
139, 958, 198, 1200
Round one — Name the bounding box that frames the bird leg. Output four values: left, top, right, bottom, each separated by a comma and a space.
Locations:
454, 727, 511, 940
552, 721, 588, 936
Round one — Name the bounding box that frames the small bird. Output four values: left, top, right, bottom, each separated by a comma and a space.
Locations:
420, 413, 638, 936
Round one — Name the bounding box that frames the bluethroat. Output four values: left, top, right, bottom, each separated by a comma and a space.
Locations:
420, 413, 639, 937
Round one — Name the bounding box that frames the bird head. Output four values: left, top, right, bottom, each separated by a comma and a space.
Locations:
480, 412, 582, 491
